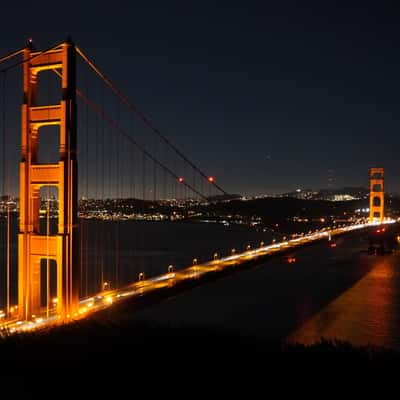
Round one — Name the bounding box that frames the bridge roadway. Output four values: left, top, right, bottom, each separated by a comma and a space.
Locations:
0, 219, 395, 335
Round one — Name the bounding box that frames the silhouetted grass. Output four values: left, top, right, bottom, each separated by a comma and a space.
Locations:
0, 317, 397, 397
1, 316, 399, 366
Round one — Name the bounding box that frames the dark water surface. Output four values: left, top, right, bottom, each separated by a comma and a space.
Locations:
131, 232, 400, 351
0, 216, 274, 305
2, 216, 400, 351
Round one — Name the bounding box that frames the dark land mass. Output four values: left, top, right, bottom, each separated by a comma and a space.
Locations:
0, 316, 399, 395
77, 194, 399, 220
194, 197, 400, 221
2, 317, 400, 365
188, 197, 400, 235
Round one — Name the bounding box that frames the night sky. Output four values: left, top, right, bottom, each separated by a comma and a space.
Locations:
1, 1, 400, 195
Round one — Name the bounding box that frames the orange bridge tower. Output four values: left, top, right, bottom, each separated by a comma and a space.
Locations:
369, 167, 384, 223
18, 40, 79, 320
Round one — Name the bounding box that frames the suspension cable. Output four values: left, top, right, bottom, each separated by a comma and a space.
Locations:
75, 45, 227, 195
77, 89, 208, 200
1, 71, 9, 316
52, 67, 208, 200
0, 41, 65, 73
0, 47, 25, 65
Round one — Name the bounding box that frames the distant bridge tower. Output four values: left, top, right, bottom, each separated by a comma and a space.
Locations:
18, 40, 79, 320
369, 167, 384, 223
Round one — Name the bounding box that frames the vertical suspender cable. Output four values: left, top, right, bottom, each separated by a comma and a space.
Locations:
94, 85, 99, 293
130, 113, 136, 284
6, 188, 10, 317
3, 72, 10, 317
85, 66, 89, 297
1, 72, 6, 313
163, 144, 166, 201
153, 135, 157, 202
1, 73, 4, 198
46, 192, 50, 317
130, 114, 135, 200
101, 80, 105, 291
3, 73, 11, 316
142, 152, 146, 207
115, 97, 120, 289
46, 56, 50, 316
173, 153, 177, 202
79, 96, 84, 298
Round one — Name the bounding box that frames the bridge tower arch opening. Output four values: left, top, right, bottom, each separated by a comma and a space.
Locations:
18, 40, 79, 320
369, 167, 384, 223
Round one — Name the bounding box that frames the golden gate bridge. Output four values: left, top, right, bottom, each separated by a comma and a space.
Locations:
0, 39, 393, 333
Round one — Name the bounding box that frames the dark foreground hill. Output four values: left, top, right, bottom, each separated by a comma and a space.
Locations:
0, 315, 398, 396
1, 315, 399, 366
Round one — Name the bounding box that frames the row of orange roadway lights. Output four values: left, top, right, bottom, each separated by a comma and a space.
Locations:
102, 232, 327, 290
98, 224, 357, 295
13, 236, 303, 324
178, 176, 215, 183
99, 221, 369, 293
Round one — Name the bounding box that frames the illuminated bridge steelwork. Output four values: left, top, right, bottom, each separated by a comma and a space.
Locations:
0, 39, 395, 332
18, 40, 79, 321
0, 38, 226, 324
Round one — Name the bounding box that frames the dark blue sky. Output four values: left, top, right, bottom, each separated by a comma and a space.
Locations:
1, 1, 400, 195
